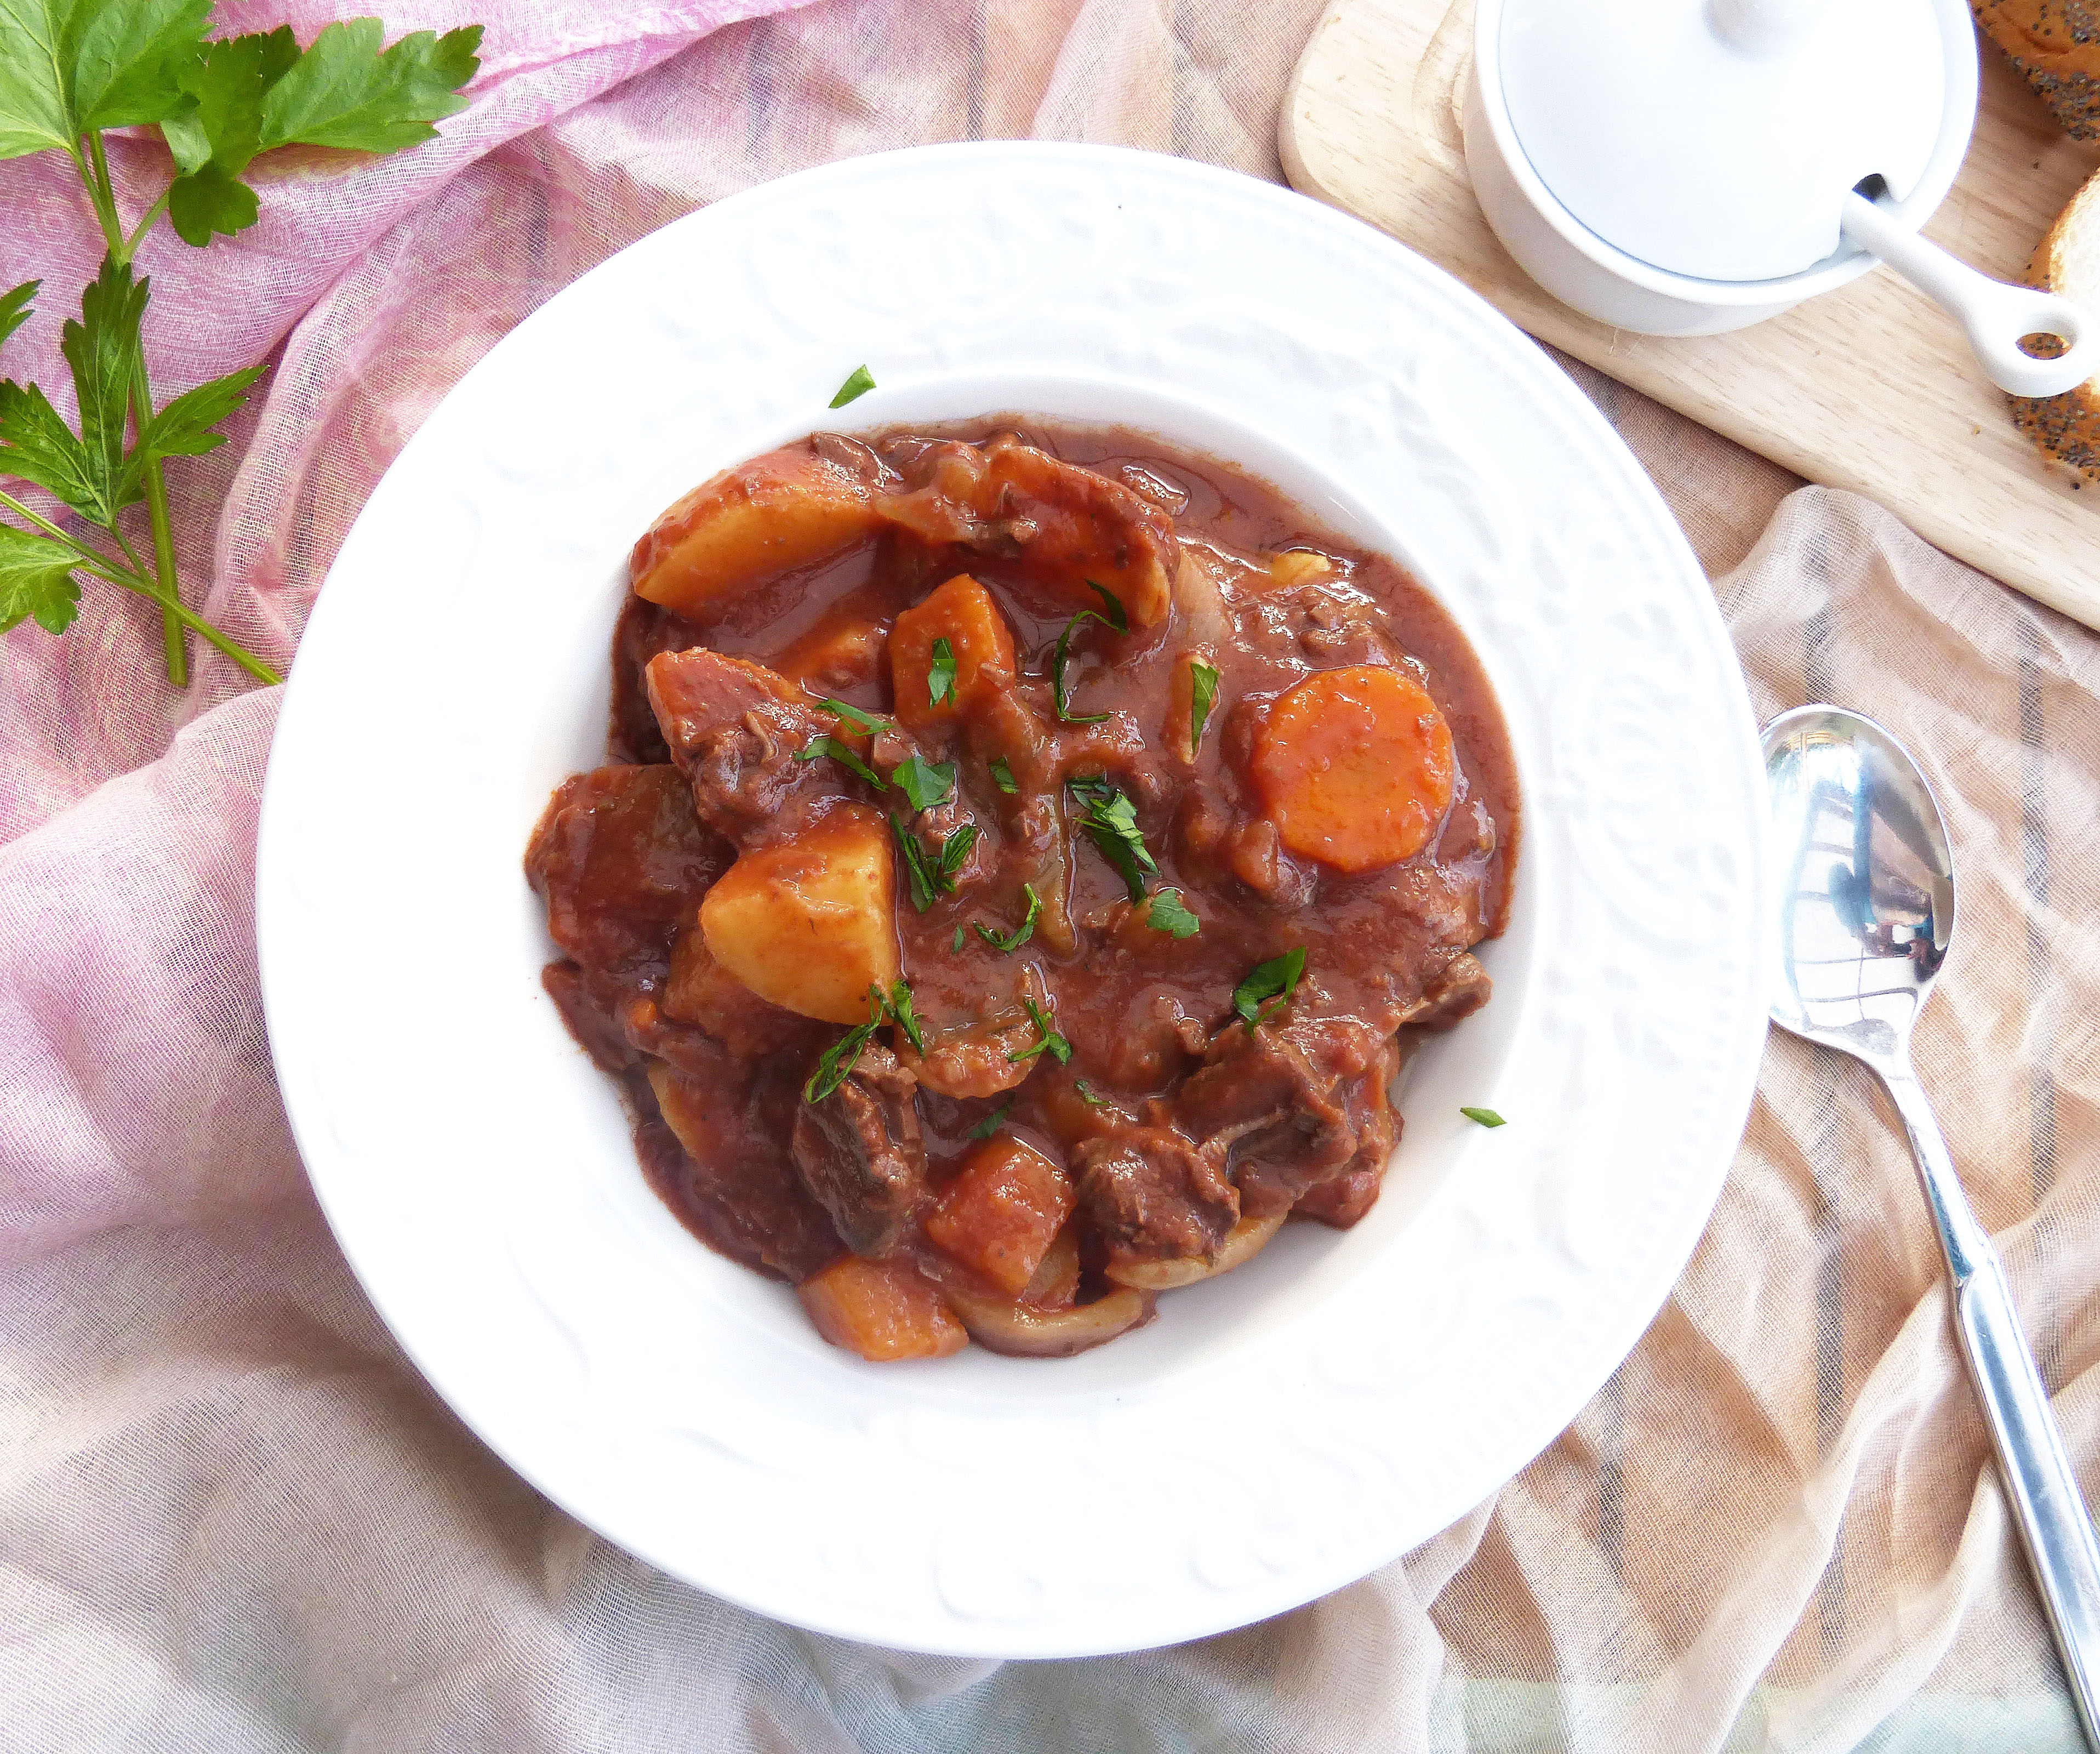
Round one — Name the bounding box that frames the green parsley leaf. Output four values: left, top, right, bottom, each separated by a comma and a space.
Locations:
891, 751, 955, 812
0, 379, 99, 514
1051, 609, 1115, 725
951, 924, 966, 953
1144, 886, 1200, 939
889, 815, 938, 913
1189, 659, 1220, 749
1007, 996, 1071, 1066
927, 636, 956, 708
988, 755, 1018, 794
167, 161, 259, 246
794, 734, 887, 791
974, 882, 1041, 953
0, 280, 35, 352
1073, 1078, 1109, 1109
1085, 579, 1127, 633
61, 254, 149, 522
0, 0, 210, 161
817, 697, 889, 732
803, 992, 886, 1103
878, 979, 925, 1056
1232, 947, 1307, 1030
166, 27, 300, 206
829, 365, 875, 408
0, 522, 81, 634
1460, 1106, 1506, 1129
1065, 773, 1157, 901
259, 19, 480, 154
966, 1096, 1016, 1142
938, 823, 978, 881
134, 363, 264, 469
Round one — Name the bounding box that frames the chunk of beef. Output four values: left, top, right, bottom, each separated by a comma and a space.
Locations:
1072, 1126, 1239, 1272
875, 435, 1179, 628
609, 596, 707, 764
644, 646, 862, 850
644, 1060, 844, 1284
524, 764, 731, 983
1397, 952, 1492, 1031
1172, 1018, 1397, 1218
791, 1044, 928, 1256
540, 960, 640, 1073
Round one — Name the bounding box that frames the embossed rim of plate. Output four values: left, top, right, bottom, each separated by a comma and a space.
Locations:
257, 141, 1769, 1658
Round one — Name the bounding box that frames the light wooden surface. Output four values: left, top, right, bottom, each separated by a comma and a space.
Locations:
1280, 0, 2100, 631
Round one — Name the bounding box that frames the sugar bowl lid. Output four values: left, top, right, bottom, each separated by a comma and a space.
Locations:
1496, 0, 1961, 284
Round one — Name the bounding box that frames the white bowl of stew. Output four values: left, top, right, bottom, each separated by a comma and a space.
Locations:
258, 145, 1763, 1658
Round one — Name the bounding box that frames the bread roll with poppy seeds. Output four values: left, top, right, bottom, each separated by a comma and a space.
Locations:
2011, 167, 2100, 478
1973, 0, 2100, 139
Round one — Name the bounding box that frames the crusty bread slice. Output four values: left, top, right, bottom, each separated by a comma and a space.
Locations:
2013, 166, 2100, 477
1973, 0, 2100, 139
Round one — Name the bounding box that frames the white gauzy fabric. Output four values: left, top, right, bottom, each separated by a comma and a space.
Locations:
4, 3, 2098, 1750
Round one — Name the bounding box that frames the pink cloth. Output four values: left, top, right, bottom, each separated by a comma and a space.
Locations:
4, 3, 2094, 1749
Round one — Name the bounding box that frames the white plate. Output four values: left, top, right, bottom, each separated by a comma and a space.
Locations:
257, 143, 1768, 1658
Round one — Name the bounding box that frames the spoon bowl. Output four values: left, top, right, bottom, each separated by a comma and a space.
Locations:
1762, 703, 1954, 1066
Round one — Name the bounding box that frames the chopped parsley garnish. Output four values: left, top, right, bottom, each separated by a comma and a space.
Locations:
891, 752, 956, 812
891, 816, 939, 912
829, 365, 876, 408
795, 735, 886, 790
1189, 660, 1220, 749
804, 991, 885, 1102
988, 755, 1019, 794
818, 698, 890, 733
1145, 887, 1200, 938
966, 1097, 1017, 1141
1085, 580, 1128, 633
878, 980, 926, 1055
974, 882, 1042, 953
1074, 1078, 1109, 1109
938, 824, 978, 881
1066, 773, 1157, 901
927, 637, 957, 708
1007, 998, 1072, 1066
1461, 1106, 1506, 1129
1050, 606, 1121, 725
952, 924, 966, 952
1232, 947, 1307, 1030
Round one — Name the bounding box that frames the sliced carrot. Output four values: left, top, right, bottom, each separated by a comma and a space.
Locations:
888, 574, 1017, 728
925, 1136, 1075, 1295
798, 1256, 968, 1362
1249, 665, 1456, 873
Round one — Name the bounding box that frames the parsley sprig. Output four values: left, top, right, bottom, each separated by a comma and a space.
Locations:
1048, 581, 1128, 725
802, 979, 925, 1101
1065, 773, 1157, 900
974, 882, 1041, 952
0, 9, 480, 686
1006, 997, 1071, 1066
1188, 660, 1220, 749
1232, 948, 1307, 1030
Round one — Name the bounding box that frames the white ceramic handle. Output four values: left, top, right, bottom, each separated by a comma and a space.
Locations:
1842, 191, 2098, 398
1708, 0, 1821, 55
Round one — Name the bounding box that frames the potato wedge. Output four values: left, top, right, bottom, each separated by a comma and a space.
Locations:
630, 442, 886, 619
699, 808, 899, 1023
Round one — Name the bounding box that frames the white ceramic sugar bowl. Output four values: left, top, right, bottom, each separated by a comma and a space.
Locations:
1463, 0, 2097, 397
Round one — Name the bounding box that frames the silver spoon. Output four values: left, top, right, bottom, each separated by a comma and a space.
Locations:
1764, 704, 2100, 1749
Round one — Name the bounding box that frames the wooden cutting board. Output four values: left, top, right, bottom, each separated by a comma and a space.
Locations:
1280, 0, 2100, 631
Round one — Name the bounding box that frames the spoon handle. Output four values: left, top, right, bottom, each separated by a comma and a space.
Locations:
1884, 1068, 2100, 1750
